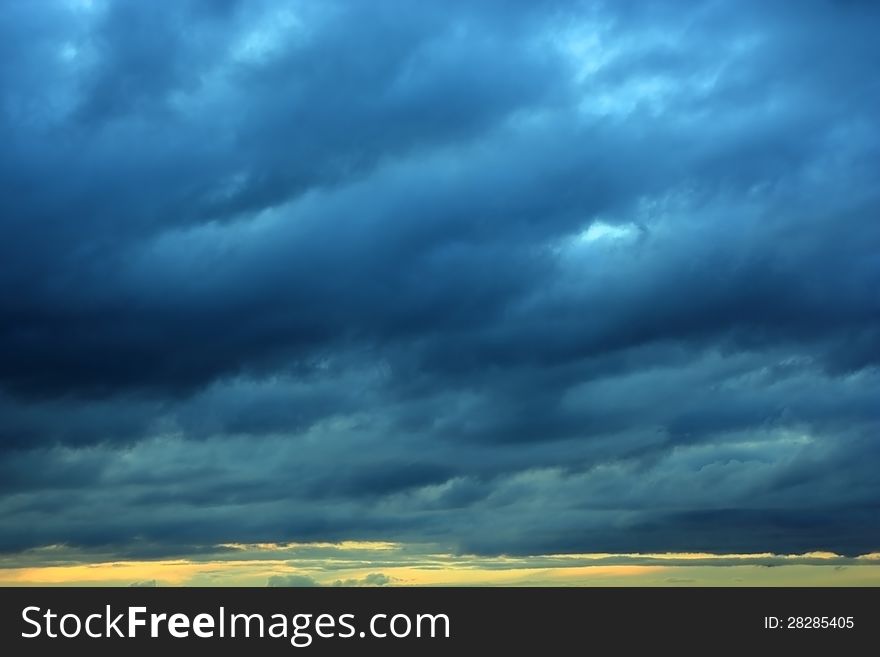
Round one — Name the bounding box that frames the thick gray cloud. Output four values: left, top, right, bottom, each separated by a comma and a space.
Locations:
267, 574, 321, 587
0, 0, 878, 560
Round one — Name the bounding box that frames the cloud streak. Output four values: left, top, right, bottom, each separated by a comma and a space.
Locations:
2, 542, 879, 587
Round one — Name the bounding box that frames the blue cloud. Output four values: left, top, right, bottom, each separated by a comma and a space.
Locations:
0, 0, 878, 559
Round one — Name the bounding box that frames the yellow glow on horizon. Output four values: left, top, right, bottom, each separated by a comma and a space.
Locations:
0, 559, 665, 587
2, 549, 880, 587
2, 559, 291, 586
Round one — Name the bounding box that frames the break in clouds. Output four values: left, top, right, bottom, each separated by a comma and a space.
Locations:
1, 0, 878, 561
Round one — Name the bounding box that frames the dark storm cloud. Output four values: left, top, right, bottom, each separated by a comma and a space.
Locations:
0, 0, 878, 559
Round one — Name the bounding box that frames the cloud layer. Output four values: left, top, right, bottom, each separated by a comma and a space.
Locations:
1, 0, 878, 563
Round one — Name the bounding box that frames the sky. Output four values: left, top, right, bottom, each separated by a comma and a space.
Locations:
0, 0, 879, 586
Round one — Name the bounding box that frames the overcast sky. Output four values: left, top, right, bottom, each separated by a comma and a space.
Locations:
1, 0, 879, 576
